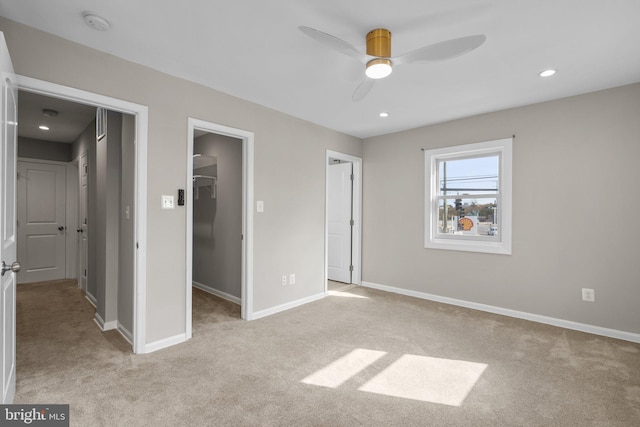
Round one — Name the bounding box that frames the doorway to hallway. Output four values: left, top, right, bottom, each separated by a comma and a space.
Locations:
325, 150, 362, 290
16, 75, 149, 354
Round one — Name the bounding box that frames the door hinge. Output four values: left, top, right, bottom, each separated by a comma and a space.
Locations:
349, 265, 354, 272
350, 219, 354, 226
136, 242, 139, 249
241, 234, 244, 240
350, 174, 354, 181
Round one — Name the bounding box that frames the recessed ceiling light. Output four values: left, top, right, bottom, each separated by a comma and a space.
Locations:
539, 69, 557, 77
39, 125, 50, 131
379, 112, 390, 118
83, 12, 110, 31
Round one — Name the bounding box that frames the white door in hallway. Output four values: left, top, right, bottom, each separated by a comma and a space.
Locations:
17, 161, 67, 283
327, 162, 353, 283
0, 31, 18, 404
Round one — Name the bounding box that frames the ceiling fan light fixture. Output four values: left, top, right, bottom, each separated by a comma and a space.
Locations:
299, 25, 485, 101
366, 58, 393, 79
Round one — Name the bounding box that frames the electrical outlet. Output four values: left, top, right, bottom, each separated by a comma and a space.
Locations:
281, 275, 287, 286
289, 274, 295, 285
582, 288, 595, 302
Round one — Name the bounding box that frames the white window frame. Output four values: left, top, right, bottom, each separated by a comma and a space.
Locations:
424, 138, 512, 255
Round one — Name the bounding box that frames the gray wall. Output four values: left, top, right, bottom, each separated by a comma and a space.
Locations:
193, 133, 242, 299
72, 112, 135, 336
0, 17, 363, 344
18, 136, 71, 162
118, 114, 136, 336
95, 111, 122, 325
362, 83, 640, 335
71, 119, 95, 161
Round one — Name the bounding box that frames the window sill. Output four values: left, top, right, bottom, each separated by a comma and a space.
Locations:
425, 238, 511, 255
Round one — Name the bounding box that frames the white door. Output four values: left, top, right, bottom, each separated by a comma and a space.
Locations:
17, 161, 66, 283
0, 31, 18, 404
327, 162, 352, 283
79, 152, 88, 292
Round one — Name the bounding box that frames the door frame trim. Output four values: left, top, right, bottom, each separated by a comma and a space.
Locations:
325, 150, 362, 289
186, 118, 254, 336
16, 75, 148, 354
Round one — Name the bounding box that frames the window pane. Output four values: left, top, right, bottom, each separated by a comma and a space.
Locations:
437, 197, 498, 236
438, 155, 499, 197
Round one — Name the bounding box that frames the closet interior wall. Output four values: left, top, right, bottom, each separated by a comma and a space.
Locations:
192, 133, 242, 301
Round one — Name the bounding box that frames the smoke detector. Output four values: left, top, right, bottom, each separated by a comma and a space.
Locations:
83, 12, 110, 31
42, 109, 58, 118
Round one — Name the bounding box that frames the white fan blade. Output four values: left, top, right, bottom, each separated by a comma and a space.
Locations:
393, 35, 486, 65
299, 26, 365, 62
352, 78, 375, 102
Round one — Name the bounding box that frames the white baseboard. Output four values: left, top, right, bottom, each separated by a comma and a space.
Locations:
93, 313, 117, 331
117, 323, 133, 345
85, 292, 97, 308
143, 333, 188, 354
361, 281, 640, 344
251, 292, 325, 320
192, 281, 241, 305
93, 313, 105, 330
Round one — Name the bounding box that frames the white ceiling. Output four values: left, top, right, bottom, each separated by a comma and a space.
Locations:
2, 0, 639, 139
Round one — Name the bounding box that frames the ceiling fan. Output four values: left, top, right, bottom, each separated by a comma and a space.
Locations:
299, 26, 486, 101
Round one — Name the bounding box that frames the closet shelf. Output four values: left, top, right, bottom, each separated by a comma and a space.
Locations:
193, 174, 217, 182
193, 153, 217, 169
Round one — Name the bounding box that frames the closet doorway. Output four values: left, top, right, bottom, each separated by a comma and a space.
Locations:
185, 119, 254, 338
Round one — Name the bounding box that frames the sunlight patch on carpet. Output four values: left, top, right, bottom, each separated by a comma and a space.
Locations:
327, 290, 369, 299
359, 354, 487, 406
301, 349, 386, 388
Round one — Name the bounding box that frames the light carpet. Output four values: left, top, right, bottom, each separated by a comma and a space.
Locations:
14, 280, 640, 426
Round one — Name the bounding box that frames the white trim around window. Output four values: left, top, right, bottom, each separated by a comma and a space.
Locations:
424, 137, 512, 255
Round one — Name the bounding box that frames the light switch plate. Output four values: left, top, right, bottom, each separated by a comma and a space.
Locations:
162, 195, 175, 209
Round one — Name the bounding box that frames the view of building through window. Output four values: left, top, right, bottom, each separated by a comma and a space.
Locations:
437, 154, 499, 236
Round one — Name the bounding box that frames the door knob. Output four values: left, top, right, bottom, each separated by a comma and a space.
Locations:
1, 261, 21, 276
58, 226, 65, 231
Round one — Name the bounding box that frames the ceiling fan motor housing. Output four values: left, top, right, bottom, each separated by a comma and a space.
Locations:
365, 28, 393, 79
366, 28, 391, 58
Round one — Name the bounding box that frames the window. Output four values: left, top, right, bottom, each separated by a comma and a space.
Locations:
424, 138, 512, 254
